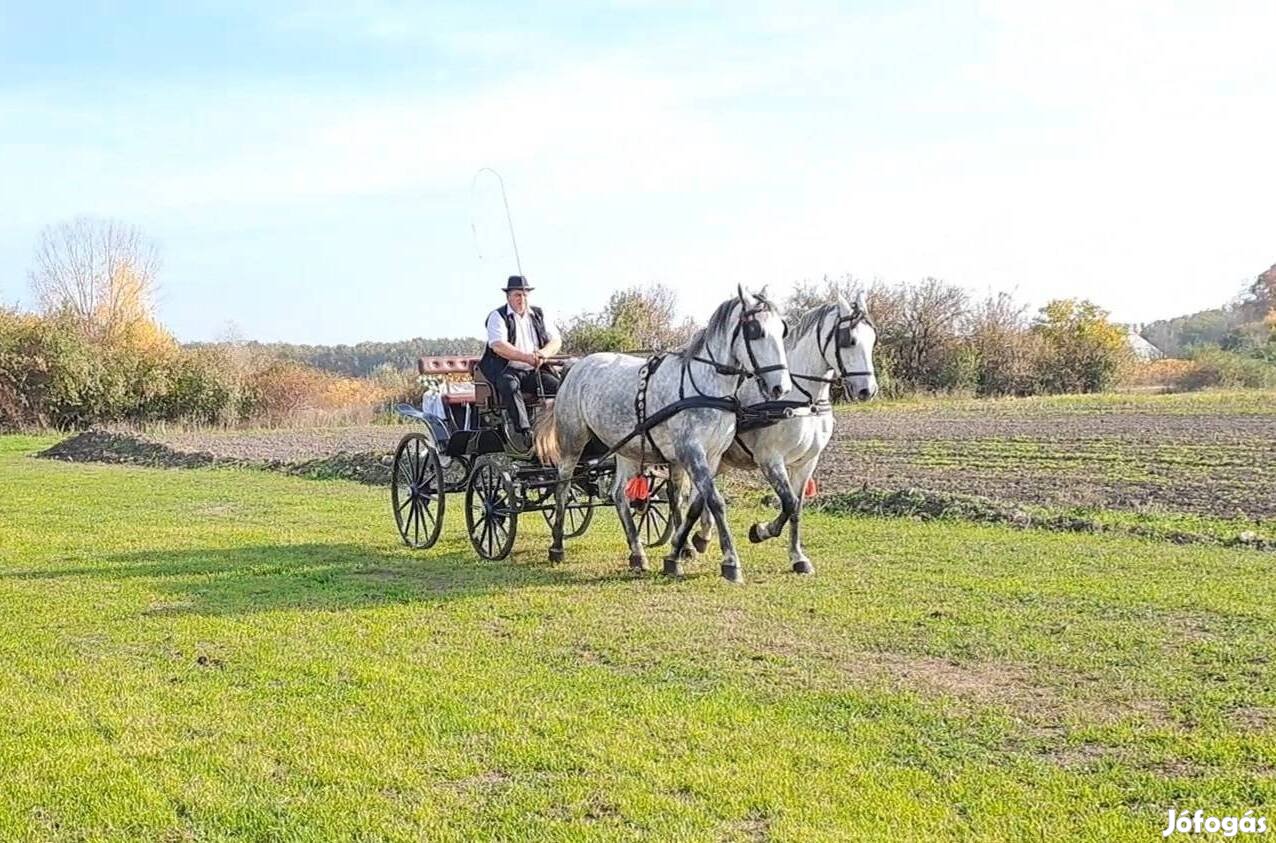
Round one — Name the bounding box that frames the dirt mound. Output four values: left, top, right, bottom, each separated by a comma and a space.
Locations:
39, 430, 217, 468
37, 430, 392, 485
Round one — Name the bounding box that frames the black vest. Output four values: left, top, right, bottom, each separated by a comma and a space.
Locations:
479, 304, 549, 382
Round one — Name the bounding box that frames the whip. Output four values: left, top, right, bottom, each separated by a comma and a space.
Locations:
470, 167, 524, 278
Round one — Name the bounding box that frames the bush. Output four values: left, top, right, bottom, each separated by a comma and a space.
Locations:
141, 347, 240, 425
561, 283, 697, 354
1032, 299, 1132, 393
1122, 358, 1197, 390
0, 309, 103, 427
241, 362, 390, 426
1174, 347, 1276, 390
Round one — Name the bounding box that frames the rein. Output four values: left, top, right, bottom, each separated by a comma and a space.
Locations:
617, 302, 787, 467
726, 305, 873, 461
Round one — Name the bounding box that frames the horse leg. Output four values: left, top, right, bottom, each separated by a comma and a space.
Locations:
611, 457, 648, 571
691, 495, 712, 555
678, 486, 712, 557
677, 444, 741, 583
661, 490, 707, 577
787, 459, 818, 574
666, 466, 696, 561
748, 459, 796, 545
548, 453, 578, 563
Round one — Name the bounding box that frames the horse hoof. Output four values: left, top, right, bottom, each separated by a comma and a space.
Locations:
679, 544, 696, 561
792, 559, 814, 575
748, 524, 765, 544
691, 534, 709, 554
548, 547, 565, 563
662, 558, 683, 577
720, 564, 744, 584
629, 553, 648, 572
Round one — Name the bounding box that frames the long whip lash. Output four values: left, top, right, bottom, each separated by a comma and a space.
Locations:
470, 167, 524, 277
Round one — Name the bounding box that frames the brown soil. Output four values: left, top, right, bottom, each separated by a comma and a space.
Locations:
818, 403, 1276, 520
34, 395, 1276, 522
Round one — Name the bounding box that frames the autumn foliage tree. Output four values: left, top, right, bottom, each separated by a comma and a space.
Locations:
28, 217, 169, 351
1032, 299, 1132, 393
561, 283, 697, 354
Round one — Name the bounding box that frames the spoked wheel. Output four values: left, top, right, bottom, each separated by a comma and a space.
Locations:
542, 481, 595, 539
636, 473, 674, 548
465, 457, 519, 560
391, 433, 445, 549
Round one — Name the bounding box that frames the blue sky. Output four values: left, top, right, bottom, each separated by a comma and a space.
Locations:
2, 1, 1273, 343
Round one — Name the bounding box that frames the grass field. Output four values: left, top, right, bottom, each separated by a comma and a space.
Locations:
2, 430, 1274, 841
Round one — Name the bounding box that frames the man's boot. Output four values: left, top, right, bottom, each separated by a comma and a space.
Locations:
504, 420, 534, 457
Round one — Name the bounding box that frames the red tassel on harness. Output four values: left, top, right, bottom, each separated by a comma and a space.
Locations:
804, 478, 818, 499
625, 475, 652, 503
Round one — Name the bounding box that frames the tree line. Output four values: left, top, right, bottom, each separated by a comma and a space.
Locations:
561, 278, 1135, 397
3, 216, 1273, 429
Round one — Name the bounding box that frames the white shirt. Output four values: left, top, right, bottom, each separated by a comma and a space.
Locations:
486, 306, 559, 355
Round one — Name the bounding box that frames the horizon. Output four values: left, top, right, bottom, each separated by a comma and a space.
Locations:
2, 2, 1273, 345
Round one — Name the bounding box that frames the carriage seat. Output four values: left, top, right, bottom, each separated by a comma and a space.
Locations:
416, 356, 478, 406
417, 355, 563, 412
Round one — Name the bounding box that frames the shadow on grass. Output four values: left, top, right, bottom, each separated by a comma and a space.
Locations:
4, 543, 628, 616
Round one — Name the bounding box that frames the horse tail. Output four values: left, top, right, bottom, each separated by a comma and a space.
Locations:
533, 399, 560, 465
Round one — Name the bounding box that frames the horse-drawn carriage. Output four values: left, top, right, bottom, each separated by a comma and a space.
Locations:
389, 287, 878, 582
390, 355, 674, 559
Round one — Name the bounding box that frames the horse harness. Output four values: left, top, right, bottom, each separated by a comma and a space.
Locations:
615, 301, 790, 468
597, 302, 870, 470
731, 303, 875, 461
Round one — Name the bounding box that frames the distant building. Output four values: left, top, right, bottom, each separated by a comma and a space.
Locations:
1125, 325, 1164, 360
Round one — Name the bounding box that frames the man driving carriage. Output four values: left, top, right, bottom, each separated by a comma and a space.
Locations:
478, 275, 562, 452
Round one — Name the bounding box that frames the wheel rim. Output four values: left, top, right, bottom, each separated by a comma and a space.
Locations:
465, 461, 518, 560
392, 434, 444, 549
542, 482, 594, 539
637, 476, 673, 547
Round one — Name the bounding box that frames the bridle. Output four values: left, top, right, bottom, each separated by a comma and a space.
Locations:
632, 299, 790, 468
689, 300, 790, 395
787, 304, 875, 402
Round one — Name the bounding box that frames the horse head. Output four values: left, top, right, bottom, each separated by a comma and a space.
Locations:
833, 291, 878, 401
732, 284, 793, 400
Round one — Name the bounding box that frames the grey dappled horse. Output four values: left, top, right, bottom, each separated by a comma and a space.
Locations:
684, 292, 878, 574
534, 287, 792, 583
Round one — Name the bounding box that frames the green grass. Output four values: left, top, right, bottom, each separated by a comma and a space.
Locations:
1, 435, 1274, 841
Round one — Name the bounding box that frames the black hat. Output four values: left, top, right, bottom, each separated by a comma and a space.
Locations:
502, 275, 534, 292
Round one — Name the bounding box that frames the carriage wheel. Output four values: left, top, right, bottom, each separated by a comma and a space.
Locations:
636, 474, 674, 548
542, 481, 595, 539
391, 433, 445, 549
464, 457, 519, 560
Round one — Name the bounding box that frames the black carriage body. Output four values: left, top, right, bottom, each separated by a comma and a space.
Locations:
392, 354, 673, 558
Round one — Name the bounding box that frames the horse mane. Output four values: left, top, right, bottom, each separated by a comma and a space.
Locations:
791, 303, 838, 346
680, 297, 742, 362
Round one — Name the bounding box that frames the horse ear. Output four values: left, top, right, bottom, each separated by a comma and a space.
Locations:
737, 283, 752, 308
836, 291, 852, 313
855, 291, 868, 312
